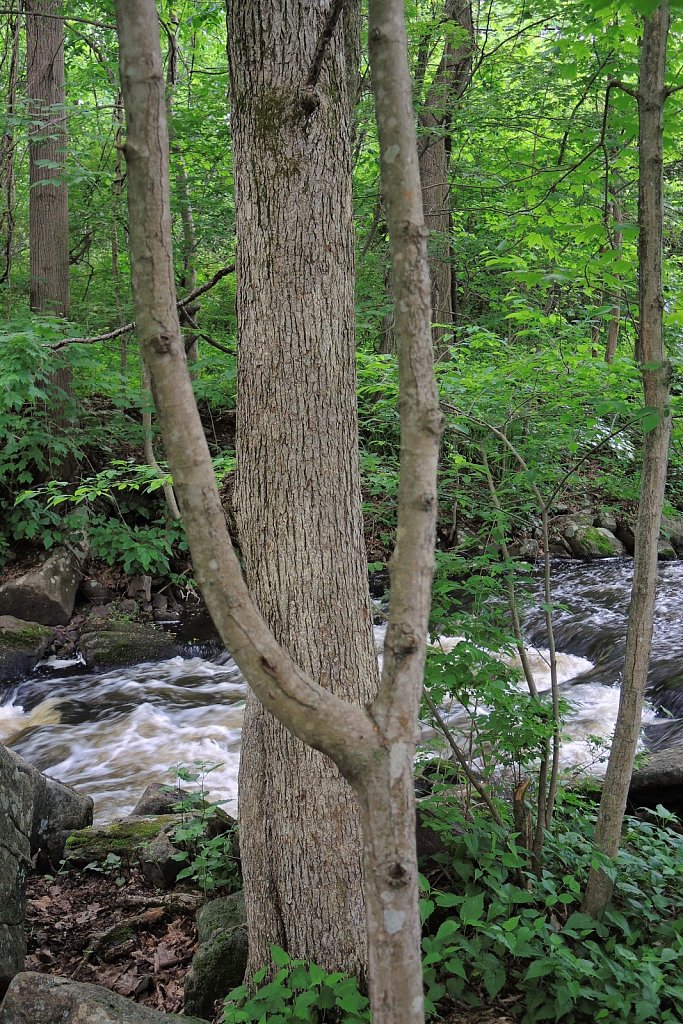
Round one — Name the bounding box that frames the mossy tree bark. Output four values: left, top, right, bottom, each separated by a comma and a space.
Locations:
115, 1, 439, 1019
583, 2, 672, 918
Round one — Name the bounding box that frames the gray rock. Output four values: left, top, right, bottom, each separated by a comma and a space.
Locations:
79, 618, 180, 670
184, 892, 247, 1020
196, 891, 246, 945
507, 539, 539, 561
0, 548, 87, 626
0, 973, 206, 1023
0, 747, 32, 995
80, 578, 115, 604
6, 750, 93, 863
550, 511, 596, 537
128, 574, 153, 603
657, 538, 678, 561
63, 816, 176, 869
140, 830, 183, 889
595, 510, 618, 532
0, 617, 54, 683
629, 746, 683, 815
130, 782, 181, 817
565, 525, 626, 560
660, 516, 683, 556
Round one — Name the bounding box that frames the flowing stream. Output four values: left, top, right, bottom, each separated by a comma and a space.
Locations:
1, 560, 682, 822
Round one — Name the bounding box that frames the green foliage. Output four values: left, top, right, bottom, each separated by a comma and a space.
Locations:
169, 762, 240, 894
223, 946, 370, 1024
419, 798, 683, 1022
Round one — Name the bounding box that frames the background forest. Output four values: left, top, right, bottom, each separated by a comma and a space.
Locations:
1, 1, 683, 1023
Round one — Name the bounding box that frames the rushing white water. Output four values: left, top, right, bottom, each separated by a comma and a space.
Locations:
1, 560, 681, 821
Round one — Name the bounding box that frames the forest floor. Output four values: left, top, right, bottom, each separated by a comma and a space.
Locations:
24, 865, 206, 1018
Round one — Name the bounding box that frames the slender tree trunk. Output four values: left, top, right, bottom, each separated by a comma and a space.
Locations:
366, 2, 442, 1015
583, 2, 672, 918
0, 9, 20, 289
166, 10, 199, 365
226, 0, 379, 980
604, 200, 624, 363
418, 0, 473, 357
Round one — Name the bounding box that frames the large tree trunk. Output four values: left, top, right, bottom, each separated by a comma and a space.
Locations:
583, 2, 672, 918
226, 0, 380, 980
25, 0, 74, 477
418, 0, 473, 357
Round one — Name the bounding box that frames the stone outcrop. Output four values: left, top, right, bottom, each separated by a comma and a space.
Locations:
184, 892, 248, 1020
0, 617, 54, 683
7, 750, 93, 863
0, 748, 32, 996
0, 548, 87, 626
0, 973, 206, 1024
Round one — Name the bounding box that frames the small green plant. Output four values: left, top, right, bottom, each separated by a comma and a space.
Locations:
83, 851, 127, 886
169, 762, 240, 894
223, 945, 370, 1024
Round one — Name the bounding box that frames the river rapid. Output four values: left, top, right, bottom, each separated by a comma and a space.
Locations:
1, 560, 682, 821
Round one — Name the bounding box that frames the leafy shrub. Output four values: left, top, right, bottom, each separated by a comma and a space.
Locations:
419, 797, 683, 1022
224, 945, 370, 1024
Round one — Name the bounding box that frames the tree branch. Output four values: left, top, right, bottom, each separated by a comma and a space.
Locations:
306, 0, 347, 89
50, 264, 235, 350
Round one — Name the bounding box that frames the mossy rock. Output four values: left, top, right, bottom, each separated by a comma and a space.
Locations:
183, 929, 248, 1019
64, 816, 175, 867
0, 616, 54, 683
79, 619, 181, 670
565, 525, 626, 560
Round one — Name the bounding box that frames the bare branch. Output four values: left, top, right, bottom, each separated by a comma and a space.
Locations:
306, 0, 347, 90
50, 264, 235, 351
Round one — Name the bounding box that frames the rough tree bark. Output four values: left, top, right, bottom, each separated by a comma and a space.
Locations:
25, 0, 69, 317
583, 2, 672, 918
114, 1, 440, 1021
25, 0, 75, 476
226, 0, 379, 980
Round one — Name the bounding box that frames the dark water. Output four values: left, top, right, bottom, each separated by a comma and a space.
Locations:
1, 560, 681, 820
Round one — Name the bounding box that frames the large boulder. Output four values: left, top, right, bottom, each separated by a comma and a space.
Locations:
184, 892, 248, 1020
564, 525, 626, 560
0, 973, 206, 1024
0, 617, 54, 683
0, 548, 86, 626
79, 617, 181, 671
628, 746, 683, 817
6, 750, 93, 863
0, 748, 32, 996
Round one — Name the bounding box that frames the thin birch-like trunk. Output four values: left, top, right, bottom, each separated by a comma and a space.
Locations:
583, 2, 672, 918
